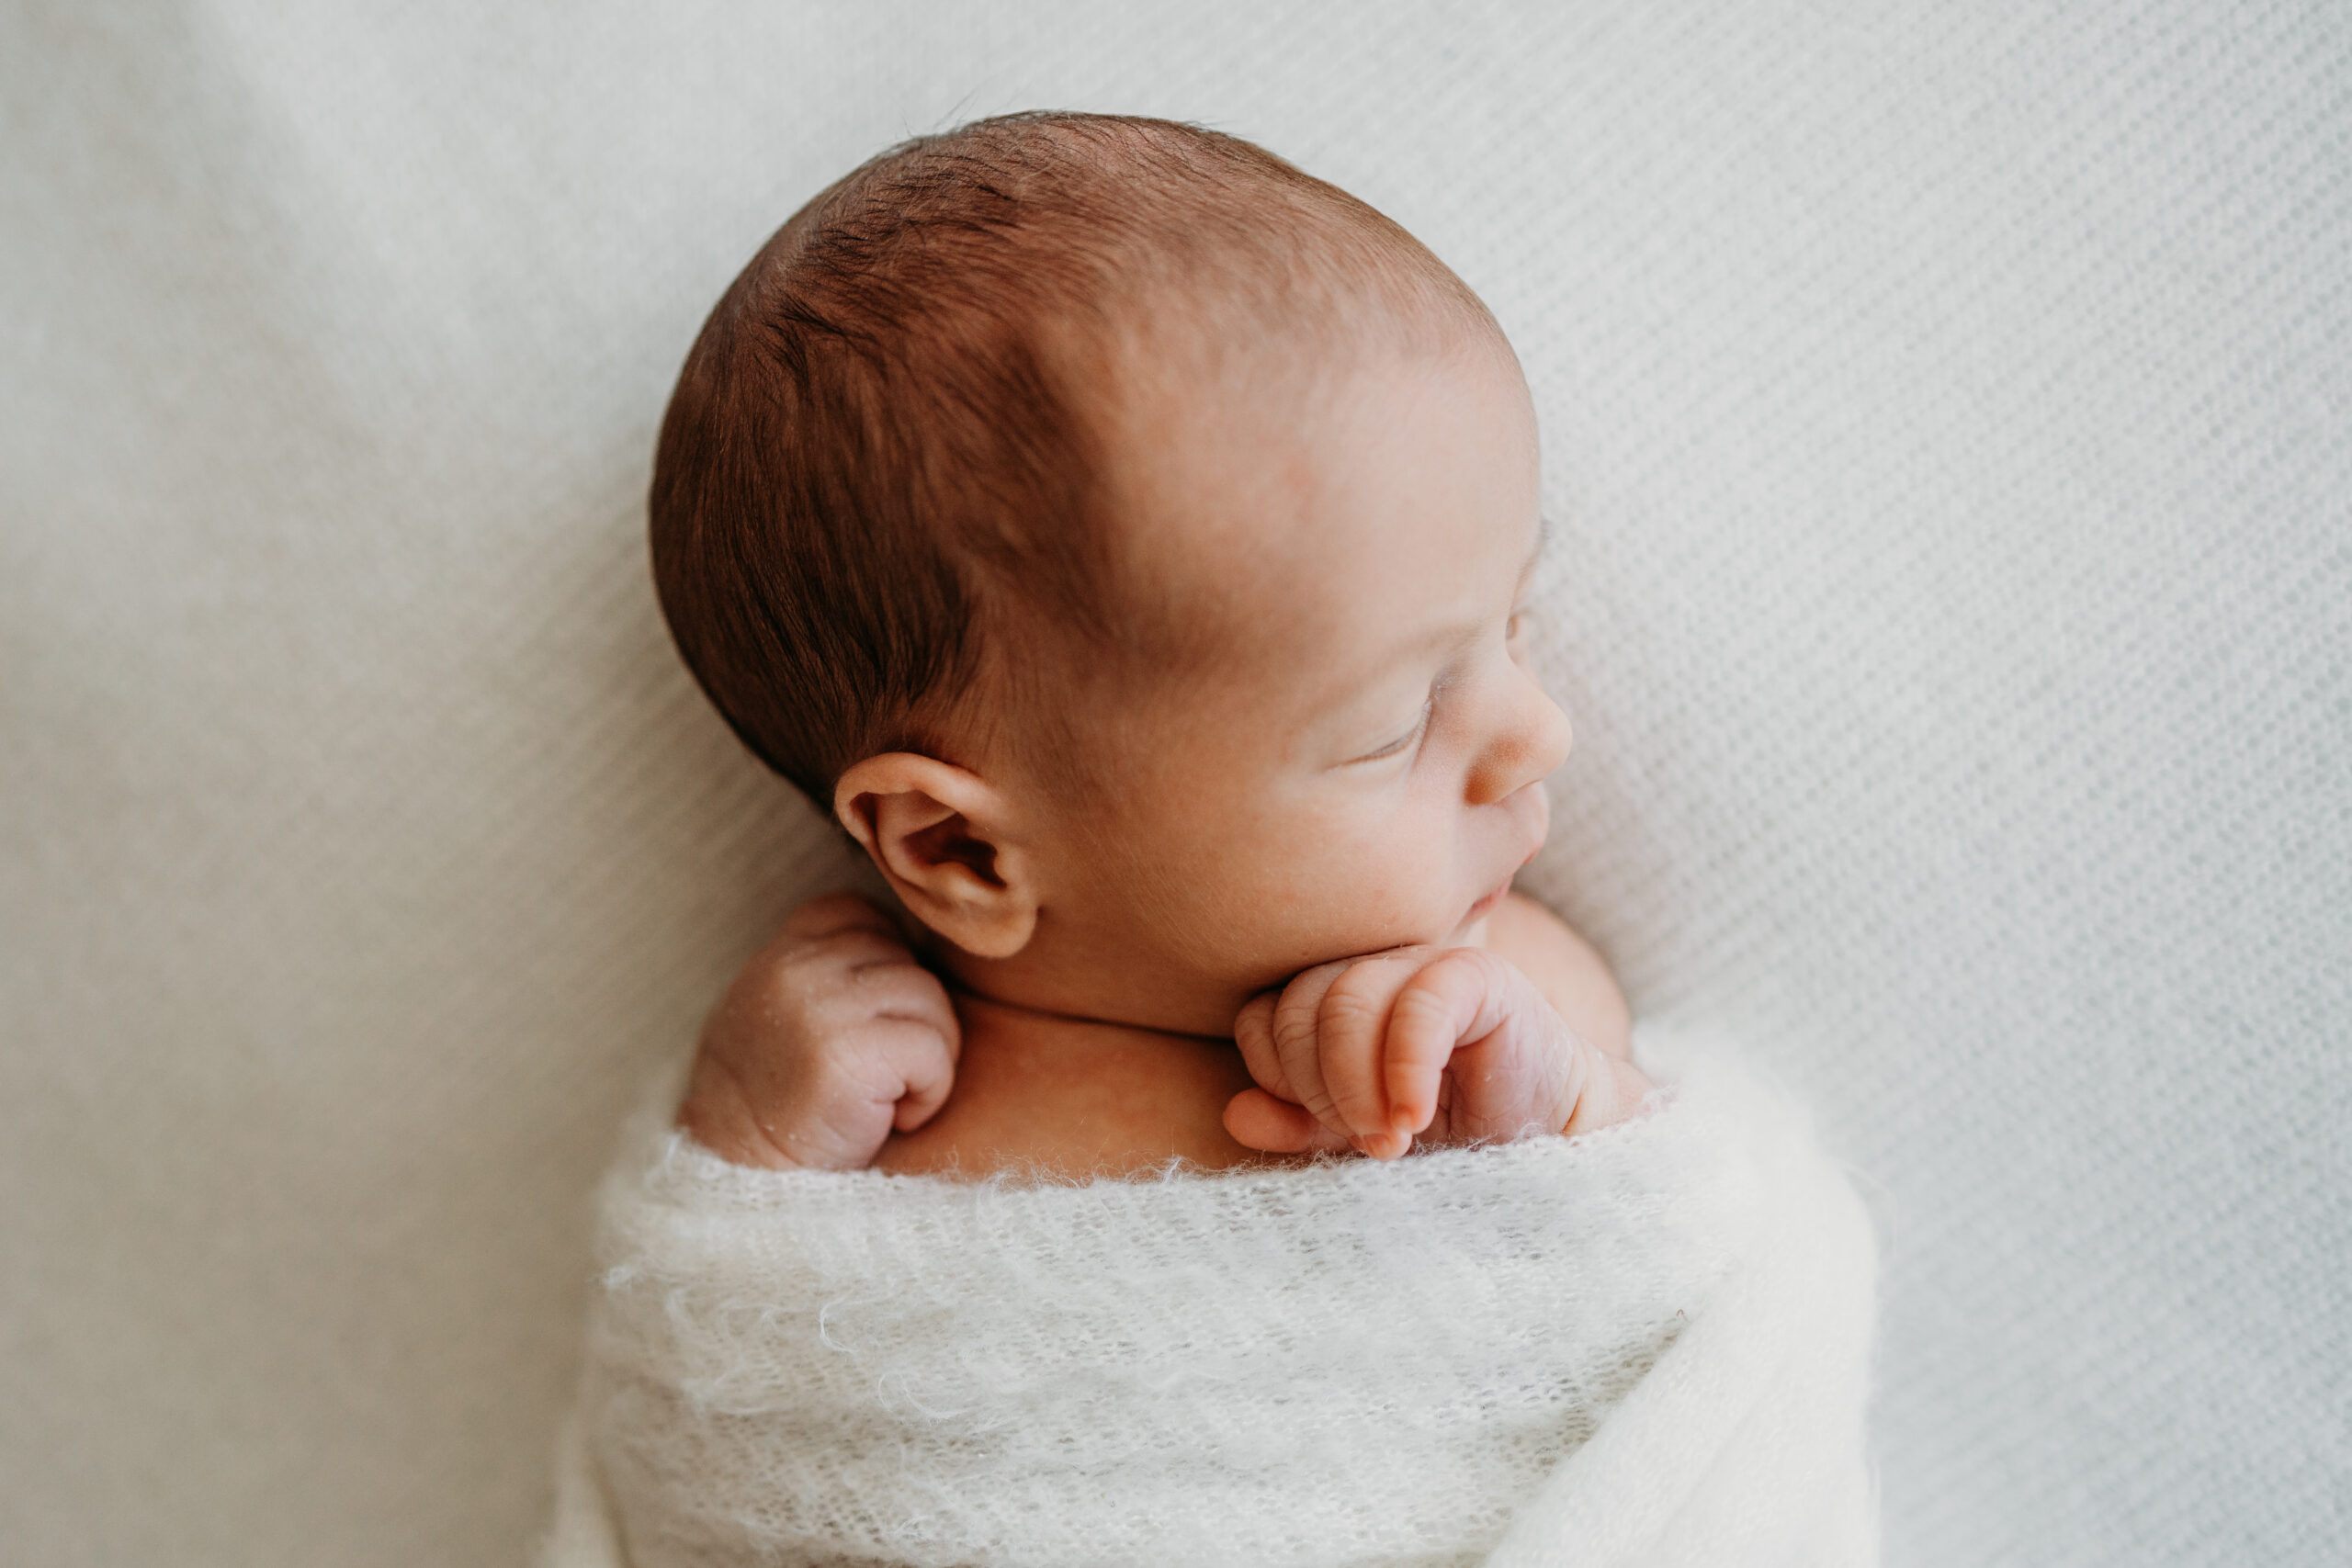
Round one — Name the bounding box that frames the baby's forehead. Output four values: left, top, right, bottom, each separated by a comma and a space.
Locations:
1076, 322, 1538, 682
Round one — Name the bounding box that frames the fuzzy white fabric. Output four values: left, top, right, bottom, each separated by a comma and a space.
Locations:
549, 1033, 1875, 1568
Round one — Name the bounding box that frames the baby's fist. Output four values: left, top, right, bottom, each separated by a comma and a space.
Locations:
1225, 946, 1650, 1159
677, 893, 960, 1170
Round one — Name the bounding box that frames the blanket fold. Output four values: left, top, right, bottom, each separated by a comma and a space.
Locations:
547, 1027, 1876, 1567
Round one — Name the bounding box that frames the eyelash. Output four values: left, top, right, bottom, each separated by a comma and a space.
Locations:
1349, 608, 1525, 766
1355, 696, 1434, 763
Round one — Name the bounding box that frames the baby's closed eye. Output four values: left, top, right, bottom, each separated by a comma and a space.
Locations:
1346, 696, 1434, 765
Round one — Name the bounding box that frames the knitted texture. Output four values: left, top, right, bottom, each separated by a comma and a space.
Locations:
556, 1034, 1876, 1567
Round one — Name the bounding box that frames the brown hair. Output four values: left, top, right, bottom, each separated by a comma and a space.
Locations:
650, 111, 1492, 807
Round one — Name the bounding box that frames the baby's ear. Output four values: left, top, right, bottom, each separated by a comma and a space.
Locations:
832, 754, 1039, 959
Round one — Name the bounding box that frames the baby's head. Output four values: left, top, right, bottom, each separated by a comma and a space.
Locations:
653, 113, 1569, 1035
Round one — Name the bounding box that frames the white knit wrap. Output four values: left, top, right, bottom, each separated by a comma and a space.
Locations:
548, 1030, 1878, 1567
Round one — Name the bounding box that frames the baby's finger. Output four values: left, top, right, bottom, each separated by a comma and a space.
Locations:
804, 926, 922, 973
857, 1018, 961, 1133
1268, 959, 1356, 1137
1233, 991, 1295, 1102
1223, 1088, 1352, 1156
851, 961, 962, 1063
1314, 956, 1423, 1154
1383, 950, 1510, 1137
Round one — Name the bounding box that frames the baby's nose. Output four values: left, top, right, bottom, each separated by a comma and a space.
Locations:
1465, 679, 1572, 806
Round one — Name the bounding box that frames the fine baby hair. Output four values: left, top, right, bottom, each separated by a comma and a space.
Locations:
648, 110, 1497, 807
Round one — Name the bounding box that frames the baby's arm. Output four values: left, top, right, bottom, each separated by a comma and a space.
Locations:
1225, 899, 1650, 1159
676, 894, 960, 1170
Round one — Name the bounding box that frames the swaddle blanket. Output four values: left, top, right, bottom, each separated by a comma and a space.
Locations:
546, 1030, 1877, 1567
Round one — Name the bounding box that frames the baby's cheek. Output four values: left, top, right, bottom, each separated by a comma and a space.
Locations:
1320, 830, 1463, 950
1184, 792, 1460, 972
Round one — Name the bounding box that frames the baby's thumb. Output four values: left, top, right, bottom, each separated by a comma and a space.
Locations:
1224, 1088, 1351, 1155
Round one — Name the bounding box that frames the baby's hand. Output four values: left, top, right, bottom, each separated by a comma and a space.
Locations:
676, 893, 960, 1170
1224, 947, 1652, 1159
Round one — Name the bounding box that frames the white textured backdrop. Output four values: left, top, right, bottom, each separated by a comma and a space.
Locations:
5, 3, 2346, 1564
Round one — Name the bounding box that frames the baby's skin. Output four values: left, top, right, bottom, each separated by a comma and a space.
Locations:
682, 887, 1641, 1178
677, 322, 1652, 1180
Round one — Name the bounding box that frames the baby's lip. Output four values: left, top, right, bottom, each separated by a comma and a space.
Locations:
1464, 875, 1514, 922
1464, 847, 1540, 926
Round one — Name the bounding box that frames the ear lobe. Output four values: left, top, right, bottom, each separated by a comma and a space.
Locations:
833, 753, 1038, 960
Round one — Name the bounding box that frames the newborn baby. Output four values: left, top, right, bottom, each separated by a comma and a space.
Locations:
658, 113, 1656, 1189
653, 111, 1650, 1181
560, 113, 1880, 1568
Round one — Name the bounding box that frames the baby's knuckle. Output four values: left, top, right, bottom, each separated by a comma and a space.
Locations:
774, 950, 843, 991
1457, 946, 1519, 991
1388, 985, 1454, 1030
856, 956, 938, 994
1279, 958, 1349, 1009
825, 990, 900, 1033
1269, 1006, 1323, 1060
754, 969, 832, 1019
817, 929, 900, 964
1268, 1015, 1318, 1067
1322, 963, 1407, 1027
1317, 986, 1384, 1035
799, 1036, 874, 1097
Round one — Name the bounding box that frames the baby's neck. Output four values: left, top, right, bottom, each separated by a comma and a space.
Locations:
926, 937, 1251, 1042
923, 910, 1501, 1043
942, 977, 1232, 1042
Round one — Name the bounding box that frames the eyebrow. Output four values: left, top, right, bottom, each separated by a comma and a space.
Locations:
1415, 520, 1550, 664
1315, 516, 1555, 724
